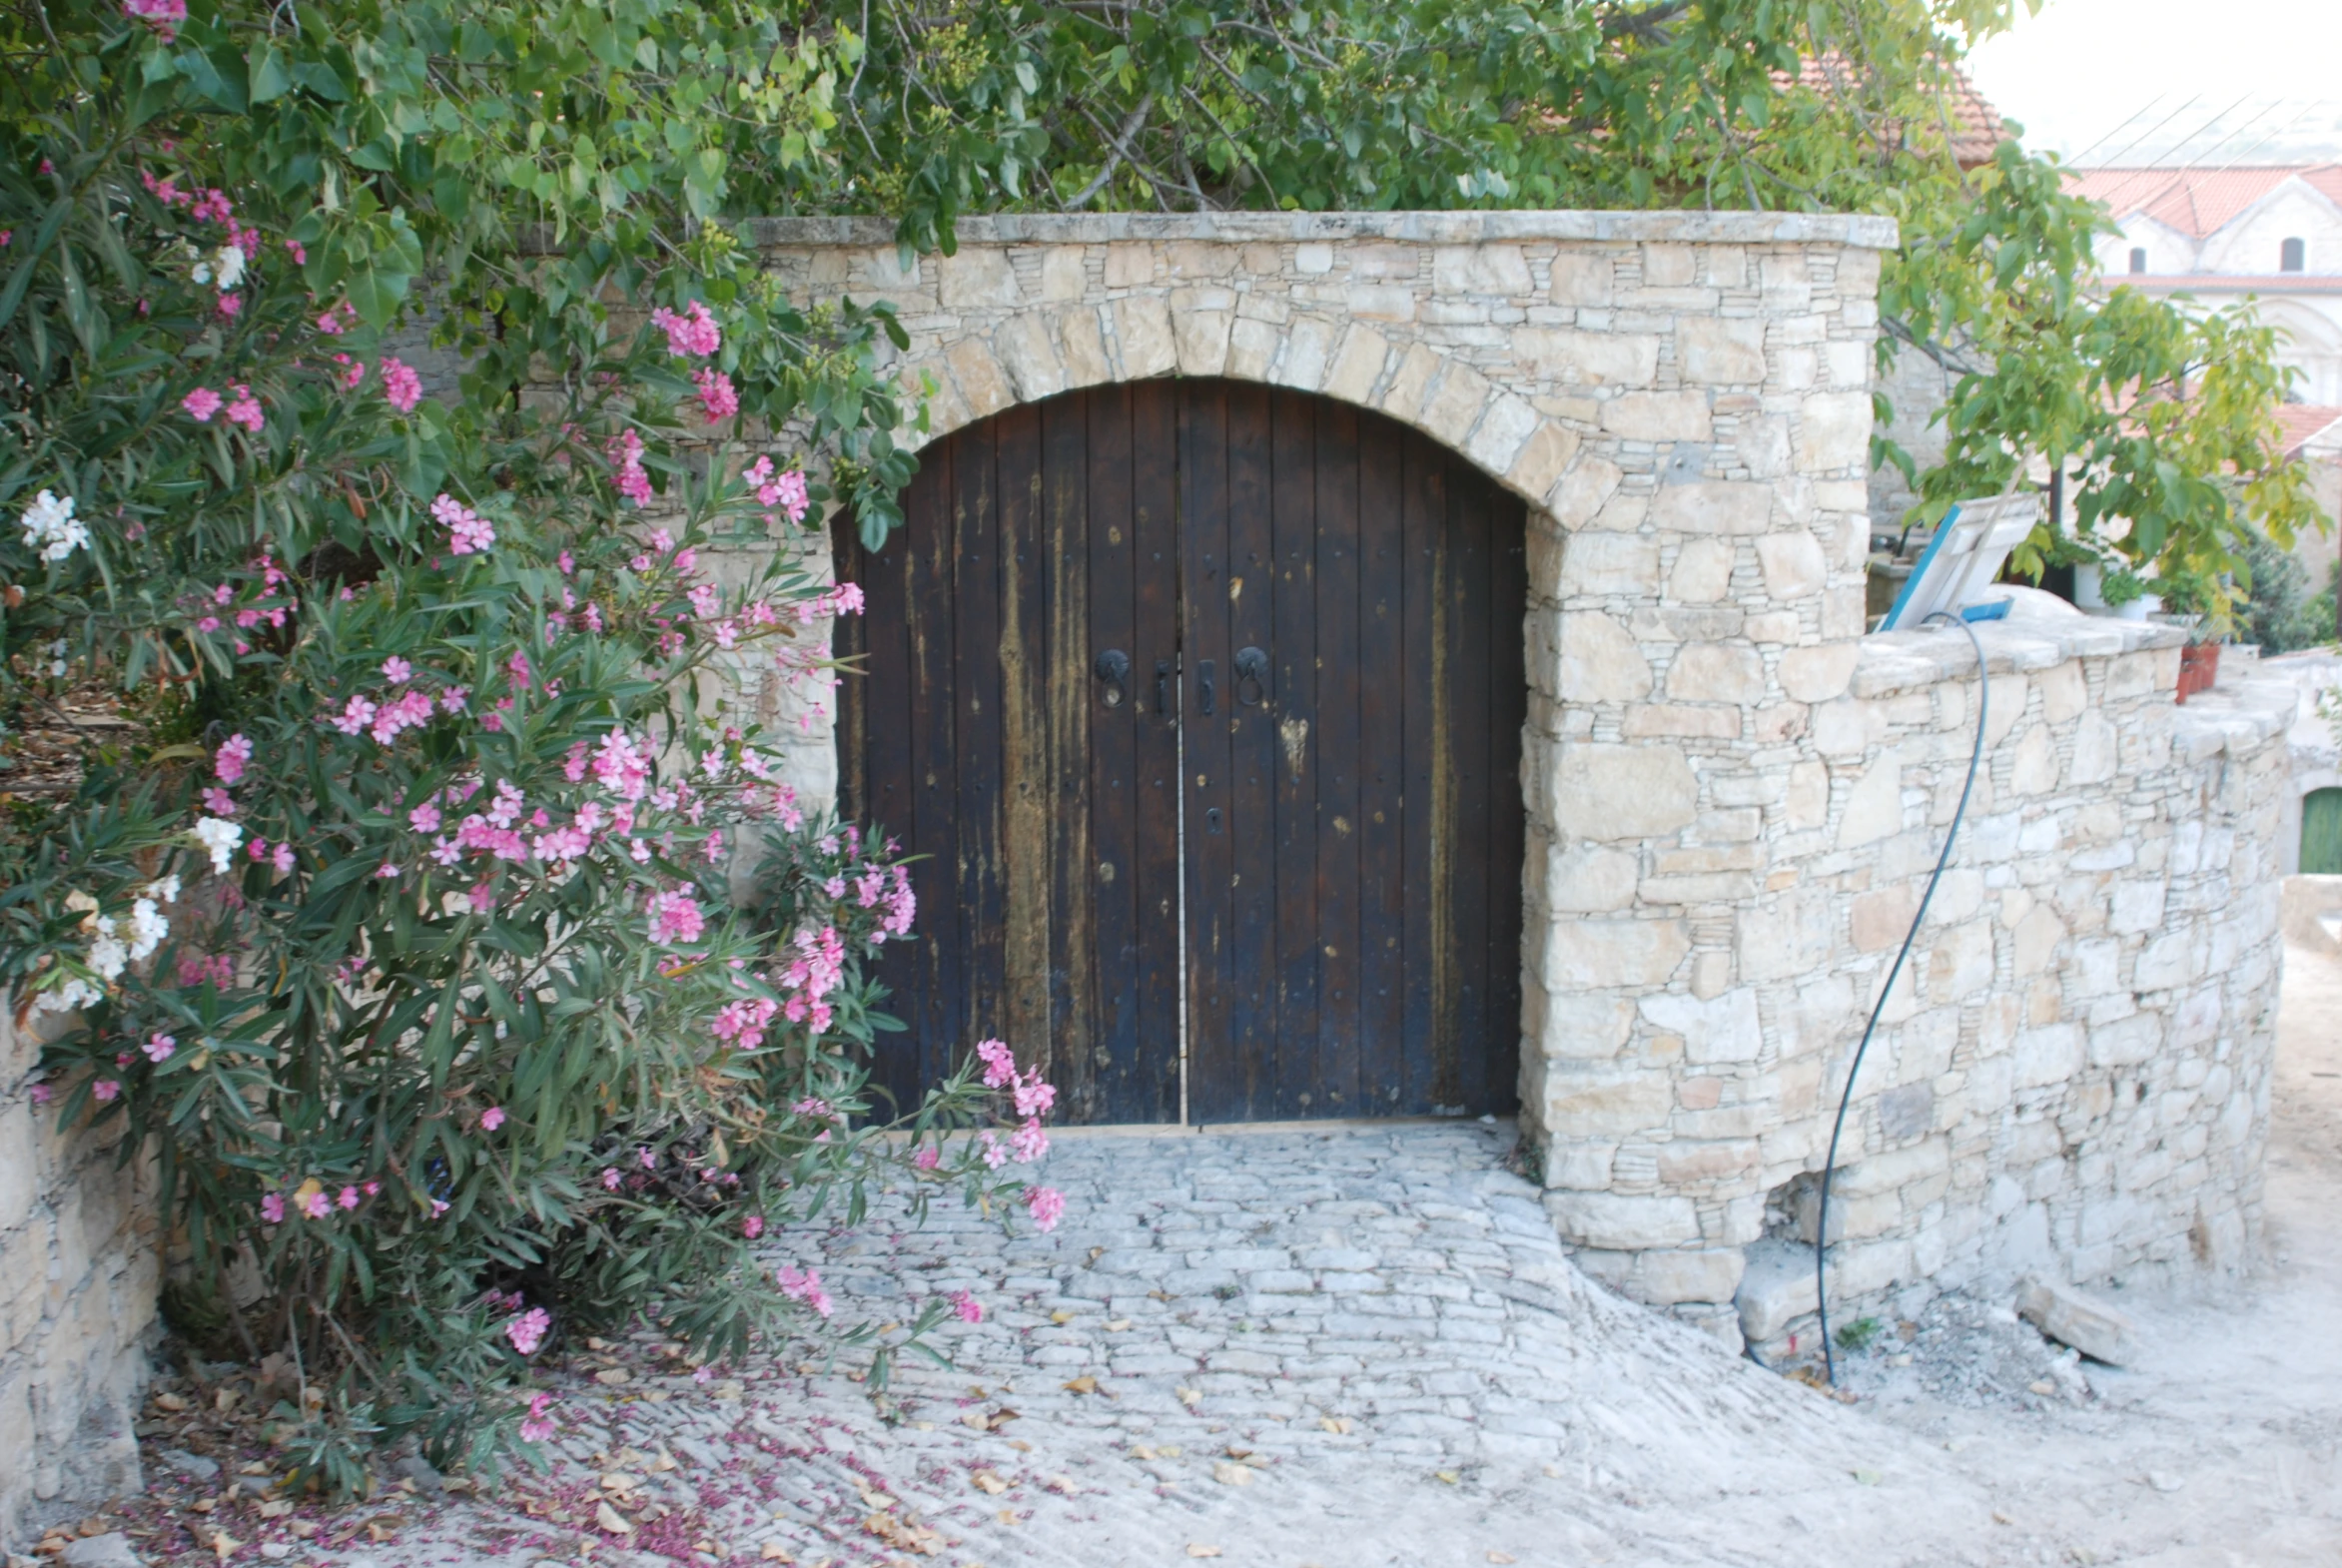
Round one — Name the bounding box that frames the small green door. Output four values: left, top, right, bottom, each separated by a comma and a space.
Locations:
2305, 788, 2342, 874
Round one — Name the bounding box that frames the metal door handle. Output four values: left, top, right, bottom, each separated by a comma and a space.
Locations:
1156, 659, 1171, 715
1234, 646, 1268, 706
1198, 659, 1216, 716
1094, 649, 1131, 708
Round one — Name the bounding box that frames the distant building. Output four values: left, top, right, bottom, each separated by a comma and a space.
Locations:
2066, 165, 2342, 403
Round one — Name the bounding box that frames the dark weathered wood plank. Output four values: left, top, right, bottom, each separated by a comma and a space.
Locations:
1180, 382, 1237, 1123
1222, 382, 1279, 1120
1310, 398, 1363, 1117
995, 404, 1053, 1081
1485, 477, 1530, 1116
1082, 387, 1144, 1121
1355, 417, 1408, 1114
905, 439, 966, 1102
1397, 426, 1442, 1116
1442, 442, 1495, 1114
1130, 383, 1184, 1123
1267, 391, 1321, 1120
951, 417, 1007, 1055
1041, 393, 1099, 1115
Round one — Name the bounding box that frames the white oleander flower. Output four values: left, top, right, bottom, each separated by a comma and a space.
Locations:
19, 490, 89, 562
193, 815, 244, 874
34, 977, 103, 1015
128, 897, 169, 961
88, 915, 129, 981
213, 245, 246, 290
146, 874, 181, 904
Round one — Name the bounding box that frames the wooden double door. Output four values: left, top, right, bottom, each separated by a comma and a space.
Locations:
835, 380, 1526, 1125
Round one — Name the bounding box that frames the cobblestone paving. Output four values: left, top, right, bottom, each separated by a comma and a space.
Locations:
382, 1124, 2007, 1568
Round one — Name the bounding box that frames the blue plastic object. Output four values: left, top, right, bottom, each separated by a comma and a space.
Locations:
1960, 598, 2011, 622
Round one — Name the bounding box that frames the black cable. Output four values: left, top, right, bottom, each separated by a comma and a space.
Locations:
1814, 610, 1990, 1384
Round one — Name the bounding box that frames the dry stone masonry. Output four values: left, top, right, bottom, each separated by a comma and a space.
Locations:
757, 212, 2295, 1348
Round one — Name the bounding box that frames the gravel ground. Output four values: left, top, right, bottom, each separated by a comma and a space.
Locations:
70, 940, 2342, 1568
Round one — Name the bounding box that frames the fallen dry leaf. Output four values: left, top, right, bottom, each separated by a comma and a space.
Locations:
1185, 1547, 1221, 1560
258, 1500, 293, 1520
214, 1389, 241, 1413
189, 1498, 217, 1515
995, 1510, 1019, 1527
596, 1502, 635, 1535
760, 1542, 794, 1561
1061, 1376, 1100, 1396
153, 1392, 190, 1412
209, 1533, 240, 1562
1156, 1444, 1183, 1458
1050, 1310, 1075, 1325
1106, 1318, 1132, 1332
1130, 1446, 1157, 1461
1210, 1463, 1252, 1488
1320, 1416, 1354, 1435
594, 1368, 631, 1386
971, 1471, 1008, 1496
1173, 1387, 1201, 1406
1434, 1470, 1461, 1485
1046, 1475, 1077, 1495
650, 1452, 679, 1472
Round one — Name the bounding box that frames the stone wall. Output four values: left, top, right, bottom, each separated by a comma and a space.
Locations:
751, 211, 2289, 1350
0, 1008, 159, 1546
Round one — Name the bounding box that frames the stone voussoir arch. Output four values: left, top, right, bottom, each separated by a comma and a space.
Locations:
749, 210, 1900, 527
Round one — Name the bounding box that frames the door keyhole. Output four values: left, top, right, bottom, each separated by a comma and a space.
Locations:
1205, 807, 1222, 835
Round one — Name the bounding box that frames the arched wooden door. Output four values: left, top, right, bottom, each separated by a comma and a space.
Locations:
834, 380, 1526, 1126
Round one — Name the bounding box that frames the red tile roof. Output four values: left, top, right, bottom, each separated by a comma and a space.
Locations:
1790, 57, 2009, 168
2277, 404, 2342, 457
2065, 165, 2342, 240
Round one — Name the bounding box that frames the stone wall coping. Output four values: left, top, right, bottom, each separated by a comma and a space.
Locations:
1852, 614, 2182, 697
2168, 671, 2303, 760
743, 210, 1903, 251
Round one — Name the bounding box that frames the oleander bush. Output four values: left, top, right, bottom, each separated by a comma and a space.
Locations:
0, 0, 1058, 1491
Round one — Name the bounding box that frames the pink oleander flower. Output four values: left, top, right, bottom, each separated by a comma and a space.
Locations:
978, 1132, 1009, 1171
771, 467, 810, 524
1022, 1184, 1067, 1232
338, 1185, 361, 1210
650, 301, 721, 358
223, 386, 264, 431
303, 1188, 332, 1219
976, 1038, 1016, 1090
693, 368, 739, 424
261, 1192, 286, 1224
1011, 1118, 1050, 1165
913, 1144, 941, 1171
951, 1289, 983, 1324
481, 1105, 506, 1132
217, 293, 241, 319
506, 1306, 551, 1355
382, 656, 411, 682
742, 1215, 765, 1239
93, 1079, 121, 1103
409, 802, 442, 834
123, 0, 187, 39
608, 427, 653, 507
1013, 1073, 1058, 1120
519, 1391, 556, 1443
639, 1145, 657, 1169
199, 787, 235, 816
182, 387, 222, 421
431, 493, 495, 555
648, 890, 706, 947
143, 1033, 175, 1064
215, 732, 253, 784
775, 1265, 833, 1318
273, 843, 296, 875
382, 356, 421, 412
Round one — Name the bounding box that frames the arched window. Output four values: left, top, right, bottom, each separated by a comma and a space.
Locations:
2281, 237, 2306, 273
2128, 247, 2147, 274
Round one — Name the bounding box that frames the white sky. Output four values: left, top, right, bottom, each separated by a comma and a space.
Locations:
1963, 0, 2342, 165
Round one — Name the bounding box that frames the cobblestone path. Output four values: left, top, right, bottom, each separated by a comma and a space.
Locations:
402, 1124, 2004, 1568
